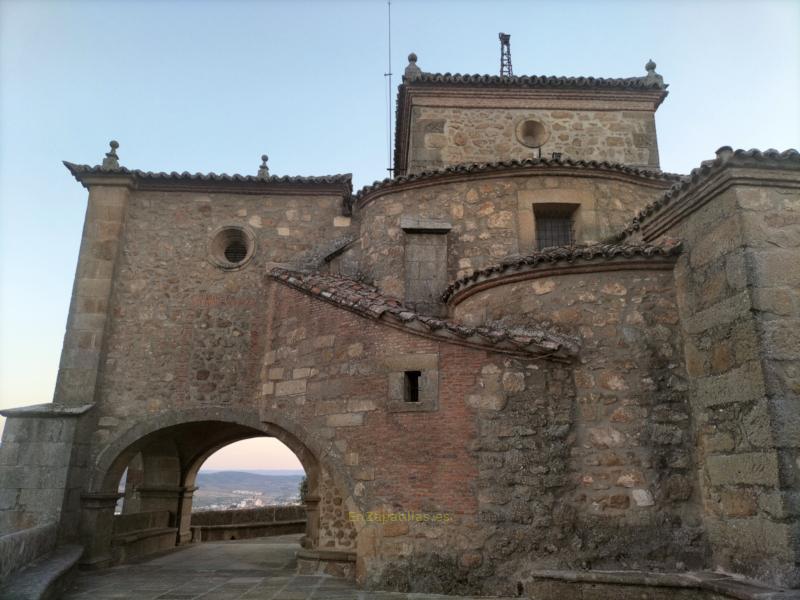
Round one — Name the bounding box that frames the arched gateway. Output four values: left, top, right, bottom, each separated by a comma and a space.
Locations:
78, 408, 356, 572
2, 52, 799, 597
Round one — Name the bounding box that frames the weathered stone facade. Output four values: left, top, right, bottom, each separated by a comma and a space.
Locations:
1, 54, 798, 598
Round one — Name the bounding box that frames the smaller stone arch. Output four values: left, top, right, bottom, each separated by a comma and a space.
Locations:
78, 407, 350, 568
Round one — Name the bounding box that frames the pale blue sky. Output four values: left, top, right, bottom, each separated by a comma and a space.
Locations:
1, 0, 798, 468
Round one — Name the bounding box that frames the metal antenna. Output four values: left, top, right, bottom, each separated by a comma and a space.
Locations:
385, 1, 394, 175
499, 32, 512, 76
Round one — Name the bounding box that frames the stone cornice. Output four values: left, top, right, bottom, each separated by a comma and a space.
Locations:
442, 242, 681, 306
63, 162, 353, 202
269, 268, 579, 360
0, 403, 95, 419
357, 158, 680, 210
616, 147, 800, 242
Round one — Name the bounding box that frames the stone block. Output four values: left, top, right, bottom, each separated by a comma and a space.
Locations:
706, 452, 780, 487
293, 367, 312, 379
750, 249, 800, 288
681, 291, 751, 335
632, 489, 654, 507
719, 489, 758, 517
693, 361, 765, 408
326, 413, 364, 428
707, 516, 794, 562
466, 394, 506, 411
333, 216, 351, 227
313, 335, 335, 349
275, 379, 307, 397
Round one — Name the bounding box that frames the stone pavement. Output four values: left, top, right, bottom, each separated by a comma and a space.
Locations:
62, 535, 512, 600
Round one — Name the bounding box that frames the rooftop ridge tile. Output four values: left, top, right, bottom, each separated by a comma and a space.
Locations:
441, 241, 682, 303
356, 158, 681, 203
614, 147, 800, 240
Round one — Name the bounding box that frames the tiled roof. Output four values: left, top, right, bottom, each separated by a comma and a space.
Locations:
408, 72, 667, 91
441, 242, 682, 303
269, 268, 579, 359
63, 162, 353, 188
356, 158, 680, 204
615, 147, 800, 240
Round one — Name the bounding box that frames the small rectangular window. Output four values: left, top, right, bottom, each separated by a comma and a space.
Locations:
534, 204, 577, 250
404, 371, 421, 403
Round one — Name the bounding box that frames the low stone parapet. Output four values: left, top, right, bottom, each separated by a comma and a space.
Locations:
110, 510, 177, 563
189, 506, 306, 542
0, 522, 58, 582
0, 544, 82, 599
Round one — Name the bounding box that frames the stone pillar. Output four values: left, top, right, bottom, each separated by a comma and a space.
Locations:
175, 486, 198, 545
53, 178, 131, 407
136, 485, 183, 517
643, 153, 800, 588
79, 492, 122, 568
0, 404, 93, 535
302, 494, 321, 550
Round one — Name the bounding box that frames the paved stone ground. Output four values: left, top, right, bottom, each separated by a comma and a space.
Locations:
63, 535, 512, 600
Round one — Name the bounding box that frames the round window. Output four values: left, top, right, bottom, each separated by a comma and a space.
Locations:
515, 119, 550, 148
208, 226, 255, 270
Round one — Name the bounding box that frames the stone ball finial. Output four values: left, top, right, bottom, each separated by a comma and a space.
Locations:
643, 59, 664, 88
404, 51, 422, 82
102, 139, 120, 169
258, 153, 270, 178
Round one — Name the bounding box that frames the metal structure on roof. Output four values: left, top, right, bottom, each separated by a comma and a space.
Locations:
499, 32, 512, 76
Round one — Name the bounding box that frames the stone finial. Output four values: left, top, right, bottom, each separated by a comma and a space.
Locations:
258, 154, 270, 178
644, 59, 664, 87
102, 140, 120, 170
404, 52, 422, 82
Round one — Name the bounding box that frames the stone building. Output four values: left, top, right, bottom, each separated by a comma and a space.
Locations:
1, 52, 799, 598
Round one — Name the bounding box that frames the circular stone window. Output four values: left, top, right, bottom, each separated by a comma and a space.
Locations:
515, 119, 550, 148
208, 225, 256, 270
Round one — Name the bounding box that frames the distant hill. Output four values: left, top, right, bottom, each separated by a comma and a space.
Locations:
201, 469, 305, 476
193, 470, 304, 510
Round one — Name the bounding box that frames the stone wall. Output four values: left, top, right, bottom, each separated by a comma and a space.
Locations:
637, 176, 800, 587
448, 266, 706, 594
90, 188, 355, 446
0, 406, 89, 535
358, 170, 669, 301
256, 266, 708, 594
406, 106, 659, 173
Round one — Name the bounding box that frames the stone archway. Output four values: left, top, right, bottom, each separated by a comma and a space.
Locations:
78, 408, 354, 570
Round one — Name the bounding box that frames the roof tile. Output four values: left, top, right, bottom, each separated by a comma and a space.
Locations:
269, 268, 578, 360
